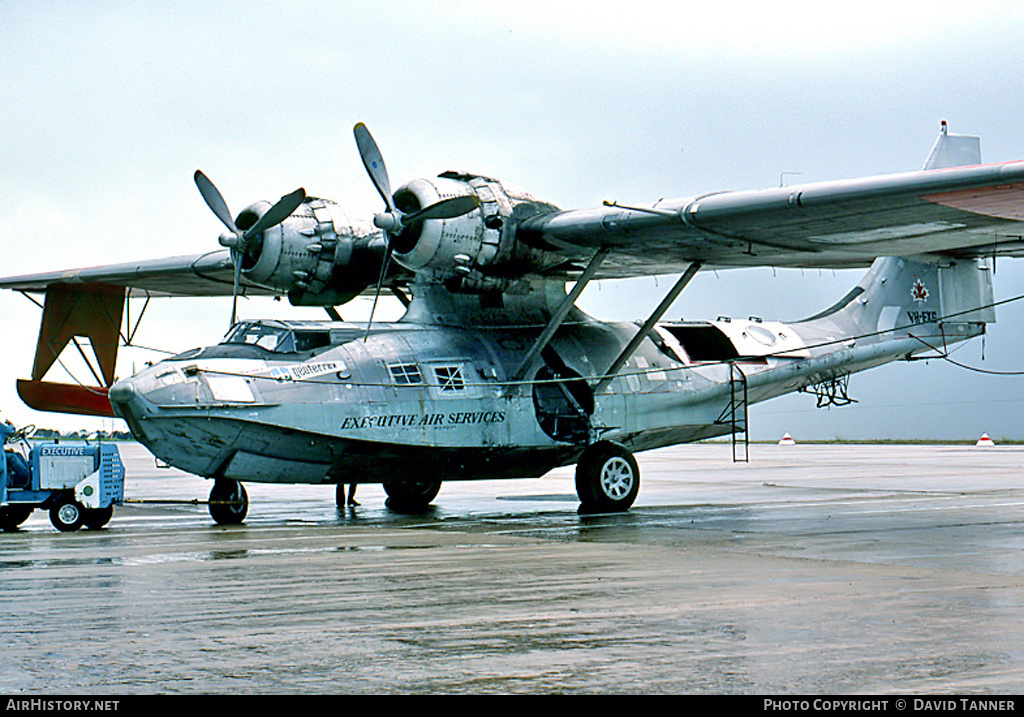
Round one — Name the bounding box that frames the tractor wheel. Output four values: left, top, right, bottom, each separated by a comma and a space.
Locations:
49, 494, 85, 532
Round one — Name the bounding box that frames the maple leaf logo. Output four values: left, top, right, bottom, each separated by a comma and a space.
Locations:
911, 278, 929, 303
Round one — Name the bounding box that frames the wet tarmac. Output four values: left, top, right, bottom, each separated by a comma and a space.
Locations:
3, 441, 1024, 694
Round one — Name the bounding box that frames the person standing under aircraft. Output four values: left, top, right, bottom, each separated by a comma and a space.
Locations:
337, 483, 358, 507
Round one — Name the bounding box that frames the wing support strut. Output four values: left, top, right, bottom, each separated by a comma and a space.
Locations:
593, 261, 703, 395
511, 246, 611, 383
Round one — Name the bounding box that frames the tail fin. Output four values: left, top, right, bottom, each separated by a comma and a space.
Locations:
804, 256, 994, 337
923, 121, 981, 170
864, 257, 994, 331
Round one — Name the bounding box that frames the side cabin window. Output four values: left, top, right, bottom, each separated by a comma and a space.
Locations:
388, 362, 424, 386
385, 360, 475, 395
661, 325, 740, 363
433, 365, 465, 393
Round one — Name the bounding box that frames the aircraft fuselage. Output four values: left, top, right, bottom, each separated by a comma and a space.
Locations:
108, 258, 988, 489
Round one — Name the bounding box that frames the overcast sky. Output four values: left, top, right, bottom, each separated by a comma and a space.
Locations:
2, 1, 1024, 440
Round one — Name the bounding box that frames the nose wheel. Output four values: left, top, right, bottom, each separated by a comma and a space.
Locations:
209, 479, 248, 524
575, 441, 640, 513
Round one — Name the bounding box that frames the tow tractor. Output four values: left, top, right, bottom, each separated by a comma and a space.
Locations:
1, 424, 124, 532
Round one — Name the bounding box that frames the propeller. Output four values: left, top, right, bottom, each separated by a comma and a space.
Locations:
194, 170, 306, 326
353, 123, 480, 336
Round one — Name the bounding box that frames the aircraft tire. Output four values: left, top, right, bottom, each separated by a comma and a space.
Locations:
575, 441, 640, 513
82, 505, 114, 530
383, 479, 441, 513
208, 479, 248, 525
49, 494, 85, 532
0, 505, 33, 532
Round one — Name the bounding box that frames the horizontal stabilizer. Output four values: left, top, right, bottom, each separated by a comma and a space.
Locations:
17, 380, 114, 418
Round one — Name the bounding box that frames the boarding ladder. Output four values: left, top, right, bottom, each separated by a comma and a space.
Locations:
725, 362, 749, 463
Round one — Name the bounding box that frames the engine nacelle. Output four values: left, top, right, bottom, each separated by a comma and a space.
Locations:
225, 175, 564, 304
233, 198, 381, 306
389, 172, 562, 289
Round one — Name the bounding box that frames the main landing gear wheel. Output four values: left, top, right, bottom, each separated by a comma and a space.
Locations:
382, 479, 441, 513
575, 441, 640, 513
208, 479, 248, 525
49, 493, 85, 532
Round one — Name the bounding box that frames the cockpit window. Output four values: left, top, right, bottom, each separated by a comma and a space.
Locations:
222, 322, 333, 354
224, 323, 293, 351
294, 331, 331, 352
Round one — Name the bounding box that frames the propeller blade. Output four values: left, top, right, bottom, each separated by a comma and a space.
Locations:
195, 171, 303, 328
354, 123, 395, 212
402, 195, 480, 225
194, 170, 238, 234
364, 243, 394, 340
230, 250, 241, 327
353, 122, 477, 339
243, 187, 306, 240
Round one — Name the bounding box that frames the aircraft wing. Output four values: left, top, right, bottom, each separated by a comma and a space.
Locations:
3, 158, 1024, 297
0, 250, 279, 297
522, 160, 1024, 276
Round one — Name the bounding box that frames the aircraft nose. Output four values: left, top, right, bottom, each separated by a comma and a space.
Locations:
107, 379, 137, 407
107, 377, 150, 440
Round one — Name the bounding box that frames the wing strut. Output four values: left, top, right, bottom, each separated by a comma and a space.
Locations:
511, 247, 611, 383
592, 261, 703, 394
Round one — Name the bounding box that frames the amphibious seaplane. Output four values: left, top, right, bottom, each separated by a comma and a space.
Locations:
2, 122, 1023, 524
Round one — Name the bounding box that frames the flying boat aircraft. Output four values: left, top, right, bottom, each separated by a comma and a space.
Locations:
2, 122, 1023, 524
